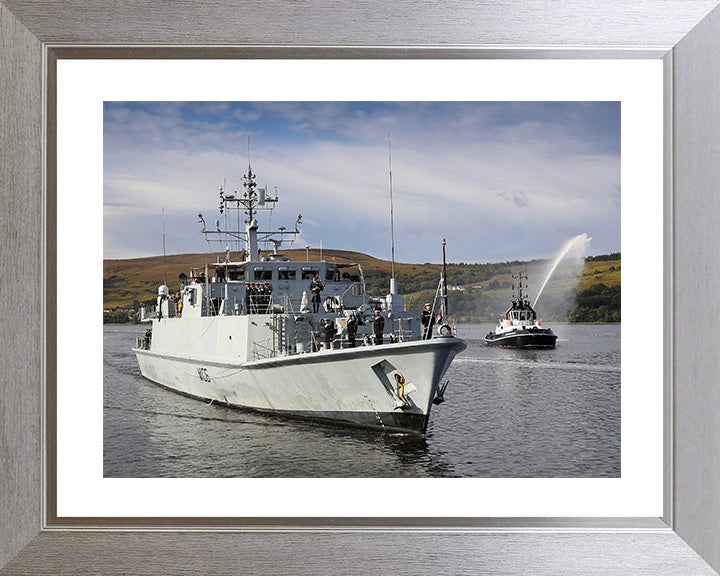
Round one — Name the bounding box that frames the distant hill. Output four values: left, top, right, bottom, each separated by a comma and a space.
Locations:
104, 249, 620, 323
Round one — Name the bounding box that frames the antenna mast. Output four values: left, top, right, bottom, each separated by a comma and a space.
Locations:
442, 238, 448, 318
162, 207, 167, 285
388, 133, 397, 294
246, 136, 254, 225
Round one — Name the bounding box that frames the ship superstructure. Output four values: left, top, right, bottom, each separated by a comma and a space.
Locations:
133, 160, 465, 434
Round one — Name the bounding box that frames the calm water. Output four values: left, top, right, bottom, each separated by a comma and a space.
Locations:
104, 323, 620, 478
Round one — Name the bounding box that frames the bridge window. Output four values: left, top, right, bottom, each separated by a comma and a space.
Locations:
278, 267, 296, 280
326, 268, 339, 282
227, 268, 245, 281
301, 268, 319, 280
254, 268, 273, 281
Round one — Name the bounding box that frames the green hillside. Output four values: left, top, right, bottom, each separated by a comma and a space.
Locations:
104, 249, 620, 323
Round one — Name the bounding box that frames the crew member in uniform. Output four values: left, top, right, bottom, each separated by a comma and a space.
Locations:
372, 310, 384, 345
310, 276, 324, 313
263, 282, 273, 313
247, 283, 258, 313
143, 328, 152, 350
346, 313, 358, 348
421, 303, 434, 340
322, 318, 336, 350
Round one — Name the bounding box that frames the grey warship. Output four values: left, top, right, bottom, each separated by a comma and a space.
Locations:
133, 160, 466, 434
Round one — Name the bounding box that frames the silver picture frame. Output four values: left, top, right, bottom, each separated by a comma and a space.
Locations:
2, 2, 720, 574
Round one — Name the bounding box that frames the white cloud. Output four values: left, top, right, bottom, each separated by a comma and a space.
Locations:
104, 102, 620, 263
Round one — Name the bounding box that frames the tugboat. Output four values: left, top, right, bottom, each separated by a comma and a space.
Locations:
484, 272, 557, 348
133, 158, 466, 435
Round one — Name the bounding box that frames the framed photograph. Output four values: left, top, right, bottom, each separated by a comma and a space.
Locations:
69, 61, 653, 519
98, 96, 626, 486
2, 2, 720, 574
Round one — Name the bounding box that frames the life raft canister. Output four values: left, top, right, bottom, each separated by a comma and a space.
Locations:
323, 296, 340, 312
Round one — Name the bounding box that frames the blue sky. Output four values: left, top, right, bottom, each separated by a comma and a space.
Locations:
103, 101, 620, 264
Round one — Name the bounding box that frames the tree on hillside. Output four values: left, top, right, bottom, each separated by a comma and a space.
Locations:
569, 284, 621, 323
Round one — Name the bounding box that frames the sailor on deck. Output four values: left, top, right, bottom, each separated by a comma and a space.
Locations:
310, 276, 324, 313
346, 313, 358, 348
421, 303, 434, 340
322, 318, 336, 350
372, 310, 384, 345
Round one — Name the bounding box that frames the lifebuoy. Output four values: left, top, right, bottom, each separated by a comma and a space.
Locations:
438, 324, 452, 336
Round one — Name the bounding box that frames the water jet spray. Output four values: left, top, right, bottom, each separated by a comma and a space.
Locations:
533, 233, 592, 309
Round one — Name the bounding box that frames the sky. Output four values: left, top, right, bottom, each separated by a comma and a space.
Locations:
103, 101, 620, 265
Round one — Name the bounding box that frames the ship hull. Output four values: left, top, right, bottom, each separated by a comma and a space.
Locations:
134, 337, 466, 434
484, 329, 557, 349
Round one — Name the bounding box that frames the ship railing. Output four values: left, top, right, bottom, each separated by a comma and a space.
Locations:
276, 294, 301, 314
203, 297, 221, 317
339, 281, 365, 299
243, 292, 367, 317
286, 323, 420, 354
388, 317, 417, 343
246, 294, 272, 314
446, 319, 460, 338
391, 328, 414, 343
139, 305, 158, 322
251, 339, 276, 361
245, 294, 307, 315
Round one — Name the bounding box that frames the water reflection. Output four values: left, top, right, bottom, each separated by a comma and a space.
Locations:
105, 375, 455, 478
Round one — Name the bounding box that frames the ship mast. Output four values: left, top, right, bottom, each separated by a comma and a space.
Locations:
513, 272, 528, 304
242, 163, 260, 261
388, 133, 397, 295
441, 238, 448, 319
162, 207, 167, 286
200, 146, 302, 263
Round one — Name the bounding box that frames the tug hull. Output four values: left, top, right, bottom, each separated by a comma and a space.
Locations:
484, 329, 557, 349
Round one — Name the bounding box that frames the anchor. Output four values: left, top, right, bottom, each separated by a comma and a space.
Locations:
433, 380, 450, 405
